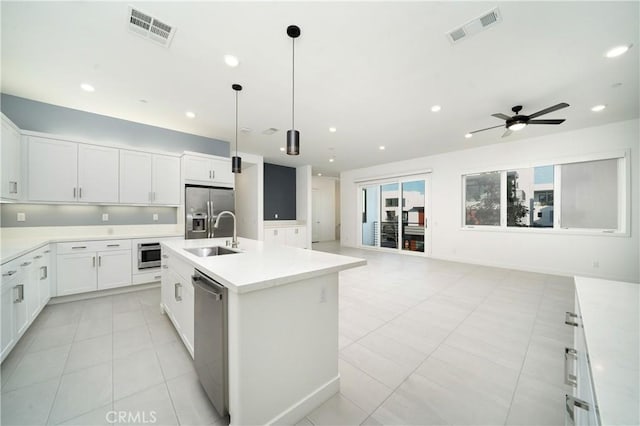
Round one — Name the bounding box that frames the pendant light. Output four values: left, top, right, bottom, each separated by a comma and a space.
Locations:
286, 25, 301, 155
232, 83, 242, 173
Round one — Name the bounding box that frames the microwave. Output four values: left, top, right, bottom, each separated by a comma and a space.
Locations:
137, 242, 161, 270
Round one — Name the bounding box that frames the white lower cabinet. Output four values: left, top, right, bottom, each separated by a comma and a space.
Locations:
161, 250, 194, 357
264, 225, 307, 249
56, 240, 132, 296
1, 246, 52, 362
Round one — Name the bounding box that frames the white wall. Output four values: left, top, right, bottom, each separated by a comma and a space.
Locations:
341, 119, 640, 282
296, 165, 312, 248
312, 176, 337, 242
234, 151, 264, 240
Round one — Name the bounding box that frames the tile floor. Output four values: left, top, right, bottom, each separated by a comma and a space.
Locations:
1, 242, 575, 425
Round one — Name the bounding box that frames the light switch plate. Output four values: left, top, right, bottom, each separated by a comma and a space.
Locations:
17, 212, 26, 222
102, 213, 109, 221
153, 213, 159, 221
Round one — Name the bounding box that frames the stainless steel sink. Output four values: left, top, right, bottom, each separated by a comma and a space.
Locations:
184, 246, 239, 257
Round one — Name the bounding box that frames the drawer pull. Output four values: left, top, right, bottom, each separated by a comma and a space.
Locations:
33, 255, 43, 259
564, 347, 578, 387
44, 250, 51, 254
162, 254, 169, 259
154, 275, 161, 280
106, 244, 120, 247
2, 270, 17, 277
565, 312, 579, 327
13, 284, 24, 303
162, 265, 168, 269
72, 246, 87, 250
20, 262, 32, 267
565, 394, 590, 424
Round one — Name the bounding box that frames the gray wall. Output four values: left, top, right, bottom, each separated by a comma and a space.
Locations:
0, 204, 177, 227
0, 94, 229, 156
264, 163, 296, 220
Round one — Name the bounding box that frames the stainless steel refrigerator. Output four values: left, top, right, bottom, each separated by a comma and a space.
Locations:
185, 185, 235, 239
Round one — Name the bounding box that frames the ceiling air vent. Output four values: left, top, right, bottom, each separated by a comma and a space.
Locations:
128, 6, 176, 48
446, 7, 502, 45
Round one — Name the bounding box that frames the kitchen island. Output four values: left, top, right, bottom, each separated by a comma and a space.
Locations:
161, 237, 366, 426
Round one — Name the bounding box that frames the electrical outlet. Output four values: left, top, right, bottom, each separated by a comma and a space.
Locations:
320, 286, 327, 303
16, 212, 26, 222
102, 213, 109, 221
593, 260, 600, 268
153, 213, 159, 221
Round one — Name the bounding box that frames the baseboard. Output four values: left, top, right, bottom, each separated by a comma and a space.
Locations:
48, 282, 160, 304
262, 375, 340, 426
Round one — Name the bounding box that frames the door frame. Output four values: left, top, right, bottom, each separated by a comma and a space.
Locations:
356, 173, 432, 257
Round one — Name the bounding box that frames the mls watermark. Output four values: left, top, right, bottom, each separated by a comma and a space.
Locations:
106, 410, 157, 424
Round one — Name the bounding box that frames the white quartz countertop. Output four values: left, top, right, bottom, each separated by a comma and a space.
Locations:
574, 276, 639, 426
162, 237, 366, 294
1, 226, 183, 264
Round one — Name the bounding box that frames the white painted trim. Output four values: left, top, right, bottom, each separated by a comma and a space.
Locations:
49, 282, 159, 304
353, 169, 433, 183
262, 376, 340, 426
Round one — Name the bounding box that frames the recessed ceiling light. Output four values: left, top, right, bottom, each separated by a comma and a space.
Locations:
605, 44, 631, 58
185, 111, 196, 119
224, 54, 239, 67
379, 146, 385, 150
591, 104, 606, 112
317, 173, 322, 176
329, 127, 337, 133
80, 83, 95, 92
431, 105, 441, 112
279, 147, 285, 152
329, 158, 334, 163
465, 133, 473, 139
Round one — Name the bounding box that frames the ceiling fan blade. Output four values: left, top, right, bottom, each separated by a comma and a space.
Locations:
469, 124, 504, 134
502, 129, 513, 138
528, 119, 566, 125
491, 113, 512, 120
528, 102, 570, 119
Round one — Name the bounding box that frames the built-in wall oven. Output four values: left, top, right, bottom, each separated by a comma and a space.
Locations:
137, 242, 161, 270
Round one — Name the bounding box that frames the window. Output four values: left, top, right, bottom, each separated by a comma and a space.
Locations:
462, 154, 626, 233
560, 159, 618, 229
464, 172, 501, 226
506, 165, 554, 228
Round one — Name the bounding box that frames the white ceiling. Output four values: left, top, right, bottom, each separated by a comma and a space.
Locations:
2, 1, 638, 176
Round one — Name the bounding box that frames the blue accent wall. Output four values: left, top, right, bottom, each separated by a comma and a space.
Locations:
263, 163, 296, 220
0, 93, 229, 156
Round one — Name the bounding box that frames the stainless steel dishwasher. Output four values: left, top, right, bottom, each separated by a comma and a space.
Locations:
192, 269, 228, 418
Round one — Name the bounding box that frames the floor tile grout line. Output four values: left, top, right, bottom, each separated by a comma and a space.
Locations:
501, 278, 548, 425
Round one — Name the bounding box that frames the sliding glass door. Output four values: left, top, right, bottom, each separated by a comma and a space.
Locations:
359, 174, 430, 255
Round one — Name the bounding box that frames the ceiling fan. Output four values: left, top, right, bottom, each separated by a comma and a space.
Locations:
469, 102, 570, 138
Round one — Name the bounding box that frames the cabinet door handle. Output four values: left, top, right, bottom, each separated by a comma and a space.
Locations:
98, 256, 102, 267
73, 187, 77, 198
40, 266, 48, 280
565, 394, 590, 424
209, 170, 212, 179
295, 228, 299, 234
211, 170, 215, 179
79, 187, 82, 199
20, 261, 32, 267
92, 256, 96, 267
2, 270, 17, 277
174, 283, 182, 301
14, 284, 24, 303
564, 348, 578, 387
72, 246, 87, 250
565, 311, 579, 327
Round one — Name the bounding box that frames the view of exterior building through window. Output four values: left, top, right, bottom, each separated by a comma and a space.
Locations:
464, 172, 501, 226
507, 165, 554, 227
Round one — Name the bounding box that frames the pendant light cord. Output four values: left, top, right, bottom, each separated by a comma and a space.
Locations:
235, 90, 239, 156
292, 36, 295, 130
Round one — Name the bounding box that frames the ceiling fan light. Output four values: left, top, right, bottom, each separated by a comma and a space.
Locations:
605, 45, 631, 58
465, 133, 473, 139
509, 122, 527, 131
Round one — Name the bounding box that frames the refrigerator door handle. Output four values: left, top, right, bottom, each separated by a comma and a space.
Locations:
206, 201, 211, 238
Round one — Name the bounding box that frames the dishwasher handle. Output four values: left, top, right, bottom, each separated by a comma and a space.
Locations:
192, 274, 223, 301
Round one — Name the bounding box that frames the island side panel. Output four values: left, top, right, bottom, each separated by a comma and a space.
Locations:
227, 272, 340, 425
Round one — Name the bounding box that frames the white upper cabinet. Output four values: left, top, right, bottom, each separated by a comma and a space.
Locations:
1, 115, 22, 200
152, 154, 180, 205
183, 153, 233, 187
119, 150, 152, 204
28, 136, 78, 202
120, 150, 180, 205
78, 144, 119, 203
